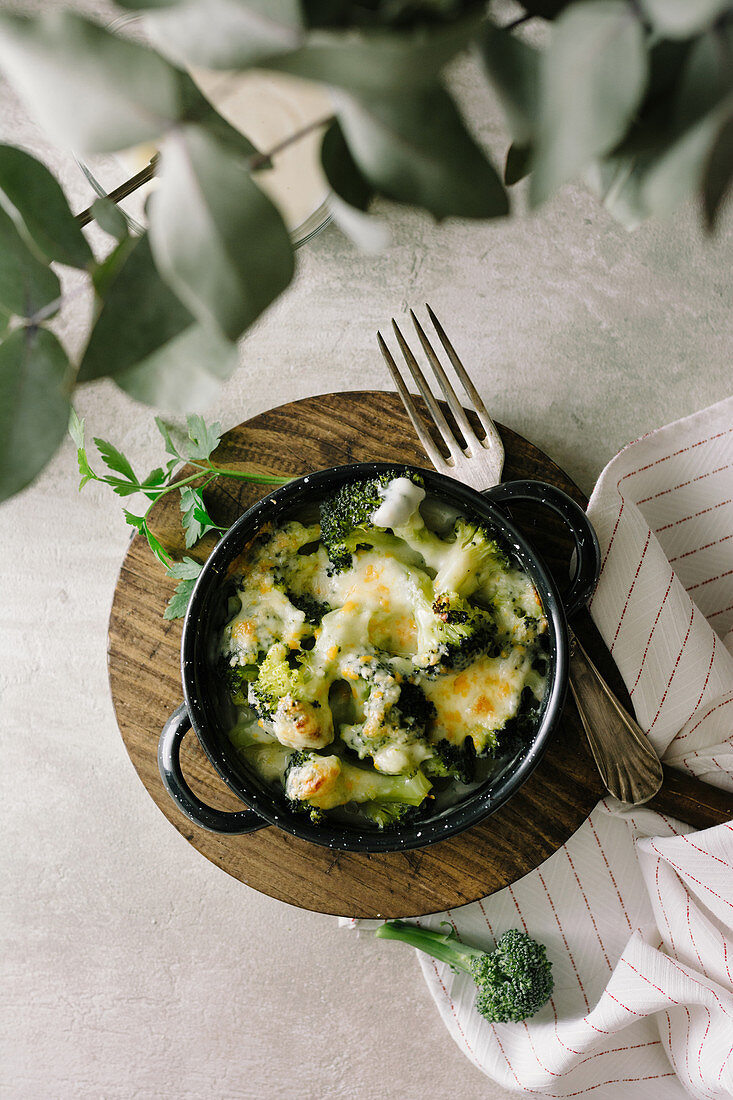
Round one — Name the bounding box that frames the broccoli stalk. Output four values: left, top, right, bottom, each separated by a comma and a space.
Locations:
433, 518, 507, 598
375, 922, 553, 1023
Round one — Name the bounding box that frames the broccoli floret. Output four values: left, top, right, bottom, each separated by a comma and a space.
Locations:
415, 591, 496, 676
360, 801, 418, 829
422, 738, 476, 784
339, 654, 436, 773
375, 923, 553, 1023
284, 751, 432, 825
433, 518, 508, 599
248, 643, 334, 749
285, 591, 331, 625
225, 663, 259, 706
319, 470, 423, 572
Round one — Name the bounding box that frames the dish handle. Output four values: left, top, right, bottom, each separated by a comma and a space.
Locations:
481, 480, 600, 618
158, 704, 267, 835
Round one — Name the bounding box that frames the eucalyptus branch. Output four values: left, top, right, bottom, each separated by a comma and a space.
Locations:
73, 115, 335, 230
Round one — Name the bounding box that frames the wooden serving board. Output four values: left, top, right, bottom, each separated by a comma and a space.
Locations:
108, 391, 729, 919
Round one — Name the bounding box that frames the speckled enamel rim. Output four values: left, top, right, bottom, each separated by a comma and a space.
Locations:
160, 462, 600, 853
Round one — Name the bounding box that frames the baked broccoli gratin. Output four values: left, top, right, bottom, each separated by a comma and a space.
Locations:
220, 471, 549, 829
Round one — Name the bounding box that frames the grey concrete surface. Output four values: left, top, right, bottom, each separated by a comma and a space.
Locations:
2, 2, 732, 1098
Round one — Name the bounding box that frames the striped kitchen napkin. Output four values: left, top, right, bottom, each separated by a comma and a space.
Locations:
345, 394, 733, 1099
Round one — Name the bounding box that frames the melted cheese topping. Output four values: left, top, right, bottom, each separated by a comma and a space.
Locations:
221, 488, 549, 799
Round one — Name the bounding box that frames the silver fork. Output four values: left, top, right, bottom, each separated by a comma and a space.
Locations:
378, 305, 663, 806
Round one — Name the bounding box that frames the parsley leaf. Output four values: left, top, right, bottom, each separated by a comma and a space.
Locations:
166, 556, 203, 580
164, 577, 198, 620
179, 485, 223, 547
185, 413, 222, 460
124, 510, 172, 566
94, 436, 137, 484
155, 416, 182, 460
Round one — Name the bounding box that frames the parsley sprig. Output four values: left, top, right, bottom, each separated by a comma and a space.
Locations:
70, 410, 292, 619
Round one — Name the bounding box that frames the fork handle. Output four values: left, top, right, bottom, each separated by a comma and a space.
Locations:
482, 480, 600, 618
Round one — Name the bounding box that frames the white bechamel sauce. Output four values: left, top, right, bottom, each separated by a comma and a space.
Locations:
116, 70, 331, 233
372, 477, 426, 529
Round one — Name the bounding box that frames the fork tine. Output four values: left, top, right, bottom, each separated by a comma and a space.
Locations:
376, 332, 449, 470
409, 309, 480, 452
425, 303, 504, 456
390, 320, 462, 461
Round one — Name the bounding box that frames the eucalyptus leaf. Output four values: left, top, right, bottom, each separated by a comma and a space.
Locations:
79, 235, 191, 382
0, 12, 184, 153
0, 327, 71, 502
640, 0, 732, 39
703, 113, 733, 229
504, 143, 531, 186
79, 233, 239, 410
478, 26, 539, 146
530, 2, 648, 205
0, 145, 93, 269
148, 126, 295, 340
91, 198, 129, 242
335, 83, 508, 219
321, 118, 372, 210
143, 0, 303, 70
269, 14, 483, 95
640, 110, 723, 220
0, 305, 9, 337
0, 205, 60, 319
114, 322, 239, 411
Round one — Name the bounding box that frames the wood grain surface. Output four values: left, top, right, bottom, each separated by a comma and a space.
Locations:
107, 391, 727, 919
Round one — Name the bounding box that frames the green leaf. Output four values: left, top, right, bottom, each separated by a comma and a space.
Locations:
0, 12, 185, 153
703, 112, 733, 230
0, 205, 60, 319
640, 0, 732, 39
0, 327, 70, 502
336, 83, 509, 219
155, 416, 182, 460
91, 198, 129, 242
321, 119, 372, 211
93, 437, 137, 483
166, 556, 203, 580
140, 466, 166, 500
504, 143, 532, 186
91, 236, 136, 298
68, 407, 85, 450
320, 119, 390, 251
185, 414, 222, 460
478, 25, 539, 147
269, 14, 483, 95
76, 448, 96, 491
124, 510, 172, 565
148, 126, 295, 341
0, 306, 9, 337
530, 2, 648, 205
164, 577, 197, 620
79, 234, 239, 411
518, 0, 573, 16
113, 324, 239, 411
0, 145, 93, 269
640, 110, 723, 219
144, 0, 303, 70
179, 485, 219, 546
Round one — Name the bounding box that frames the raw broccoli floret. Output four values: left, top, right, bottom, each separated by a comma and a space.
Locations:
375, 923, 553, 1023
319, 470, 423, 572
284, 750, 432, 825
415, 591, 496, 676
433, 517, 508, 598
